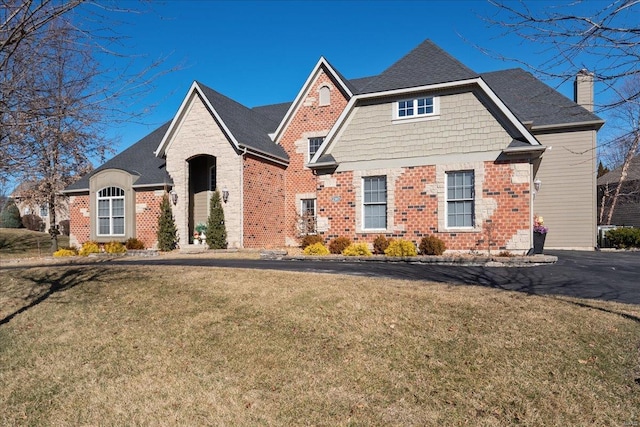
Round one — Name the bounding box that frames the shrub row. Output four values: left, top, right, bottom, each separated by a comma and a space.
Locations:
299, 235, 446, 257
54, 238, 145, 257
605, 227, 640, 249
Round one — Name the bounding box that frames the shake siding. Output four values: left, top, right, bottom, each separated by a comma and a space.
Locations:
165, 94, 243, 248
330, 90, 515, 162
534, 130, 597, 249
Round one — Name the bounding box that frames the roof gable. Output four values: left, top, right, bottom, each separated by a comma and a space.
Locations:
272, 57, 354, 143
356, 39, 478, 94
155, 82, 288, 163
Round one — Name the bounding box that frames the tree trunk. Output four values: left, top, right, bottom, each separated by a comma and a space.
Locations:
606, 133, 640, 225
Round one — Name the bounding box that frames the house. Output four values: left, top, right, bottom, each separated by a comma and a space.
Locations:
63, 40, 604, 252
10, 181, 70, 233
598, 155, 640, 227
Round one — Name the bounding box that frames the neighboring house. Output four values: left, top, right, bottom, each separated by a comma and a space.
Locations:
598, 155, 640, 227
11, 182, 70, 233
63, 40, 604, 251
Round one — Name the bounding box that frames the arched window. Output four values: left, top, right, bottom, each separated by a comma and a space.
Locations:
319, 86, 331, 106
97, 186, 125, 236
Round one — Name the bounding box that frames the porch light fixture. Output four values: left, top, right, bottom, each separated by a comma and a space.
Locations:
534, 179, 542, 193
222, 187, 229, 203
169, 189, 178, 205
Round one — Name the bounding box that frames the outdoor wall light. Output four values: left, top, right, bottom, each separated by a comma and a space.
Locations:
169, 189, 178, 205
222, 187, 229, 203
534, 179, 542, 193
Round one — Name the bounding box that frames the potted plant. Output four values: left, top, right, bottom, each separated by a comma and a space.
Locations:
195, 223, 208, 244
533, 214, 548, 254
193, 231, 200, 245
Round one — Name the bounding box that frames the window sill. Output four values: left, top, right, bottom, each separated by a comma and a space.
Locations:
392, 114, 440, 125
442, 227, 479, 233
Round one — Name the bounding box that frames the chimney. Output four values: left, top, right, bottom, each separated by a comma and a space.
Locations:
574, 69, 594, 112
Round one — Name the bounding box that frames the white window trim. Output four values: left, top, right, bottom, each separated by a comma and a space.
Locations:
97, 187, 125, 236
445, 170, 475, 230
362, 176, 388, 231
392, 96, 440, 123
300, 198, 317, 235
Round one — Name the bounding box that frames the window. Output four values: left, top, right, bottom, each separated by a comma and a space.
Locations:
319, 86, 330, 106
447, 171, 474, 228
300, 198, 316, 234
209, 165, 216, 191
363, 176, 387, 229
97, 186, 125, 236
308, 137, 324, 161
40, 204, 48, 217
396, 96, 438, 119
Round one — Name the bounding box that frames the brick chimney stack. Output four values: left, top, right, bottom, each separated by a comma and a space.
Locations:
574, 69, 594, 112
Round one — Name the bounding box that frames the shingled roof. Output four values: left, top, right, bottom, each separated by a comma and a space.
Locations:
481, 68, 603, 129
356, 39, 478, 94
196, 82, 288, 160
598, 156, 640, 186
64, 122, 172, 192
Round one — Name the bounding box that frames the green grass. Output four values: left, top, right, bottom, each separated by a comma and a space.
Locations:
0, 228, 69, 258
1, 263, 639, 425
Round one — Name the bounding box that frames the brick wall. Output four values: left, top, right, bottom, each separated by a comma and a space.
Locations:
68, 194, 90, 248
243, 154, 286, 248
135, 189, 165, 249
279, 67, 350, 246
316, 160, 532, 252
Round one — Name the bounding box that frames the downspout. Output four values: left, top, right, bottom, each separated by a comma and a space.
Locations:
240, 146, 247, 248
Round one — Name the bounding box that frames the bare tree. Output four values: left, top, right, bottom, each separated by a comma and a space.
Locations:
485, 0, 640, 223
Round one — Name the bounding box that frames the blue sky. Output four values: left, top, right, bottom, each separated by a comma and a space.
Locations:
91, 0, 622, 158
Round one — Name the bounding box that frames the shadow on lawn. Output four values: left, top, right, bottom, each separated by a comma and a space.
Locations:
0, 266, 102, 326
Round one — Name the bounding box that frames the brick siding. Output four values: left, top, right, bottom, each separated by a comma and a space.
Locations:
135, 189, 165, 249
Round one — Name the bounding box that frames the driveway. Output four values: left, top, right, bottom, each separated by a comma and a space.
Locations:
112, 250, 640, 305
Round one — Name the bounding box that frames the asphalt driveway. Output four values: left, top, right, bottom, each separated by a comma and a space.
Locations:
112, 250, 640, 305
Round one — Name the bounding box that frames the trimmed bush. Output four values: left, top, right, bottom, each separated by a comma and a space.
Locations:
53, 248, 77, 257
125, 237, 145, 250
342, 243, 372, 256
157, 194, 178, 251
384, 239, 417, 257
104, 241, 126, 254
206, 190, 227, 249
373, 235, 390, 254
79, 241, 100, 256
329, 236, 351, 254
22, 214, 43, 231
0, 200, 22, 228
606, 227, 640, 249
300, 234, 323, 249
303, 242, 330, 255
419, 235, 446, 256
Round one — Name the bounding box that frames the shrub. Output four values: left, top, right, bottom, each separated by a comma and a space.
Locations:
206, 190, 227, 249
53, 248, 77, 257
606, 227, 640, 249
373, 235, 391, 254
328, 236, 351, 254
157, 194, 178, 251
384, 239, 417, 257
419, 235, 446, 256
104, 241, 126, 254
22, 214, 44, 231
78, 241, 100, 256
125, 237, 145, 250
303, 242, 330, 255
300, 234, 323, 249
0, 200, 22, 228
342, 243, 372, 256
59, 219, 70, 236
497, 250, 515, 257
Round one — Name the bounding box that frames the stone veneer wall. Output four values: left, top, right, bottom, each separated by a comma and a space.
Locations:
242, 154, 286, 248
316, 160, 531, 252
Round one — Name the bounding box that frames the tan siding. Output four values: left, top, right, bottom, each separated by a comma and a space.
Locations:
534, 130, 597, 249
329, 89, 516, 163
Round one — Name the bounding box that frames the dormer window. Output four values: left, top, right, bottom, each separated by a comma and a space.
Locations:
394, 96, 439, 121
319, 86, 331, 106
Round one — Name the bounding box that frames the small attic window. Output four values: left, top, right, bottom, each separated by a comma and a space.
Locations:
319, 86, 331, 106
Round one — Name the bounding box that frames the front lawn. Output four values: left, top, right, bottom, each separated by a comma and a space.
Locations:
0, 228, 69, 258
1, 264, 638, 425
